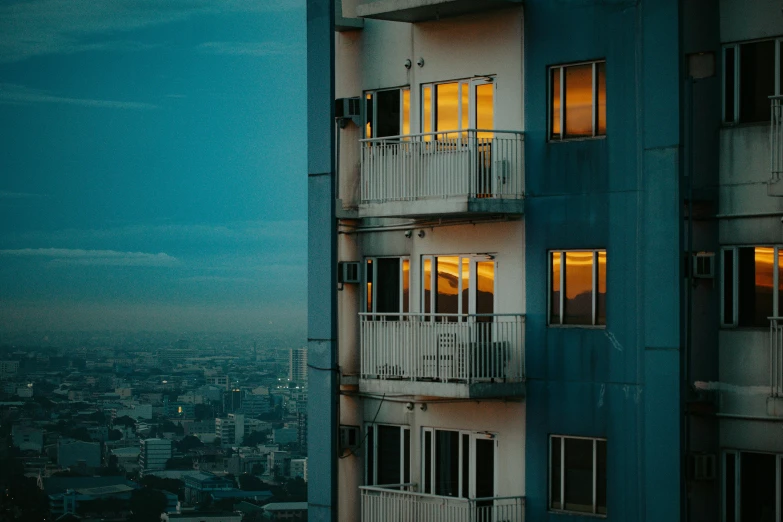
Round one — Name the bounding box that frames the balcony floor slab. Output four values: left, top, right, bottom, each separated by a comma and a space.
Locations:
359, 377, 525, 399
356, 0, 522, 22
358, 197, 524, 218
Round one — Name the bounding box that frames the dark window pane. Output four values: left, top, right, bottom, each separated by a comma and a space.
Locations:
476, 261, 495, 316
376, 258, 401, 316
596, 440, 607, 514
724, 47, 736, 123
551, 68, 562, 139
462, 433, 470, 498
723, 250, 734, 325
375, 90, 401, 138
403, 430, 410, 484
377, 425, 401, 485
564, 252, 594, 325
737, 247, 772, 327
564, 64, 594, 138
597, 251, 607, 325
725, 453, 735, 522
551, 437, 562, 509
424, 430, 432, 494
596, 62, 606, 135
740, 452, 775, 522
367, 426, 374, 485
402, 259, 410, 314
475, 439, 495, 500
739, 40, 775, 123
755, 247, 775, 324
564, 438, 593, 513
435, 430, 460, 497
550, 253, 561, 324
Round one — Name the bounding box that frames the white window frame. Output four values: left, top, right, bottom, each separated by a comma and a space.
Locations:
420, 76, 496, 135
421, 427, 498, 499
548, 249, 607, 327
364, 87, 411, 139
549, 434, 607, 517
722, 449, 783, 522
420, 254, 497, 317
548, 60, 607, 141
365, 423, 410, 486
722, 38, 782, 123
720, 245, 782, 327
364, 256, 411, 319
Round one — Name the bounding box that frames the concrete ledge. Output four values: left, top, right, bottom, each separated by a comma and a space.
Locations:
359, 196, 523, 218
356, 0, 521, 23
359, 378, 525, 399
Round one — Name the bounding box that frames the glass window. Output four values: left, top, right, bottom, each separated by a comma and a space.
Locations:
422, 255, 497, 320
723, 38, 782, 123
423, 428, 497, 500
364, 257, 410, 320
421, 77, 496, 139
722, 246, 782, 327
549, 250, 607, 326
364, 87, 411, 138
366, 424, 410, 486
550, 61, 606, 140
550, 435, 607, 515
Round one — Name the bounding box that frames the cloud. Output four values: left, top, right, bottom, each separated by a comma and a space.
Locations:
0, 248, 178, 267
0, 191, 49, 200
197, 41, 305, 57
0, 83, 158, 110
0, 0, 304, 63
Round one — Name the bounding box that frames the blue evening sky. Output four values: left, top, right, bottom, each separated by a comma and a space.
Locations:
0, 0, 307, 336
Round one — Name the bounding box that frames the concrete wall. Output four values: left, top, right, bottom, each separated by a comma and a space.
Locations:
523, 1, 681, 520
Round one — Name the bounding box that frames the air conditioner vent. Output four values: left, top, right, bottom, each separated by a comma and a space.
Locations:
692, 252, 715, 279
338, 262, 361, 284
687, 453, 716, 481
335, 97, 361, 119
339, 425, 359, 453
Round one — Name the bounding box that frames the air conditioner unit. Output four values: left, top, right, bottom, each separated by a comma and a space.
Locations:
339, 425, 359, 452
692, 252, 715, 278
338, 262, 361, 284
687, 453, 716, 481
335, 97, 361, 119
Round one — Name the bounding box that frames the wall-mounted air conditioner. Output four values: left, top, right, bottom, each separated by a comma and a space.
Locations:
338, 262, 361, 284
692, 252, 715, 278
339, 425, 359, 453
686, 453, 716, 481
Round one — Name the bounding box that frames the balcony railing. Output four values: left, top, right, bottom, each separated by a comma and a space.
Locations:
771, 318, 783, 397
360, 129, 524, 206
360, 313, 524, 384
360, 485, 525, 522
772, 96, 783, 182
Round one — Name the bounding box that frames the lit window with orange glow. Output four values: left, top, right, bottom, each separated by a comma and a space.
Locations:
721, 246, 782, 328
549, 61, 607, 141
549, 250, 607, 326
421, 254, 497, 321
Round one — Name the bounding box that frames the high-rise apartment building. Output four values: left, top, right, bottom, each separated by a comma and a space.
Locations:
289, 348, 308, 383
307, 1, 783, 521
139, 438, 172, 471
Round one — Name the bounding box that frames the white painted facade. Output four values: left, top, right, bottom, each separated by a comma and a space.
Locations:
335, 5, 526, 522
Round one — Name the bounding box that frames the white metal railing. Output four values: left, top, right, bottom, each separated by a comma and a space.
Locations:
360, 313, 524, 384
772, 96, 783, 182
360, 485, 525, 522
771, 318, 783, 397
360, 129, 524, 204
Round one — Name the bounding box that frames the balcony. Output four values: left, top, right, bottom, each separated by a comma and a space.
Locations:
355, 0, 522, 23
359, 130, 524, 218
359, 313, 525, 398
360, 485, 525, 522
770, 96, 783, 194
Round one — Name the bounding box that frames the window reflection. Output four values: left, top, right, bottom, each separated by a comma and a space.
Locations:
754, 247, 774, 326
402, 259, 410, 314
550, 68, 561, 138
436, 256, 460, 316
423, 257, 432, 314
436, 83, 459, 136
476, 83, 494, 139
596, 62, 606, 135
564, 64, 593, 138
564, 251, 594, 325
423, 86, 433, 139
597, 251, 606, 325
402, 89, 410, 136
551, 252, 561, 324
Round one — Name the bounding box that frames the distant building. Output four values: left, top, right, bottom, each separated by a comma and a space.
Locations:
263, 502, 308, 521
139, 438, 172, 470
58, 440, 100, 469
215, 413, 247, 446
288, 348, 307, 383
290, 458, 308, 481
43, 476, 139, 519
272, 427, 297, 445
182, 471, 234, 504
110, 446, 140, 473
0, 360, 19, 379
11, 425, 43, 453
162, 512, 241, 522
267, 451, 291, 478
